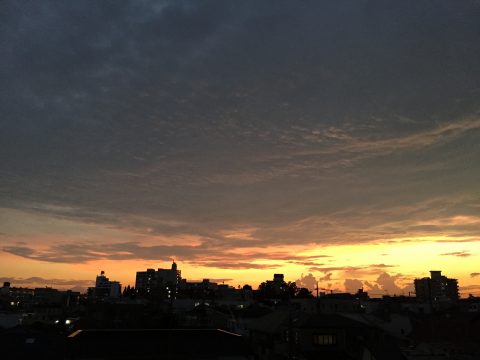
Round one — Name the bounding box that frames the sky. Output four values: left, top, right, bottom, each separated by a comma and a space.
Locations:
1, 0, 480, 296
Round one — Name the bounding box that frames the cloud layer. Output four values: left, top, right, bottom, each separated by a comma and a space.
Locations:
0, 277, 93, 291
1, 1, 480, 276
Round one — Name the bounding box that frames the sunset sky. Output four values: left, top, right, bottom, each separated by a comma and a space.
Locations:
1, 1, 480, 296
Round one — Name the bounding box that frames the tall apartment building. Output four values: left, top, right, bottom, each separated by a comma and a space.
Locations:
414, 270, 459, 304
135, 261, 181, 298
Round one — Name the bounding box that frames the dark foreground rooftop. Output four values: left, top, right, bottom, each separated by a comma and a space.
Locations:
67, 328, 252, 360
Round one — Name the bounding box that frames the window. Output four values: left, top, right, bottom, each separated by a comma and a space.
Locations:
313, 334, 336, 345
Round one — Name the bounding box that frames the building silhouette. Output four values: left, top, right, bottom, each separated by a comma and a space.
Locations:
87, 271, 121, 299
135, 261, 181, 299
414, 270, 459, 306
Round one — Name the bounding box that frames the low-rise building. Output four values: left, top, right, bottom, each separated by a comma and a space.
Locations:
87, 271, 122, 300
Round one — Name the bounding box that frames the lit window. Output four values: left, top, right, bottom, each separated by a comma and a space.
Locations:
313, 334, 336, 345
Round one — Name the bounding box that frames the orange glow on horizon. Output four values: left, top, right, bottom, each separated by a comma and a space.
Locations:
1, 235, 479, 297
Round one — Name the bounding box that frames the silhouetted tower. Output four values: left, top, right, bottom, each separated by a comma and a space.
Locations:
414, 270, 459, 305
135, 261, 181, 299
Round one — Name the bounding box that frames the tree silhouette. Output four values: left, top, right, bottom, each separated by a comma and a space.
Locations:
296, 287, 314, 298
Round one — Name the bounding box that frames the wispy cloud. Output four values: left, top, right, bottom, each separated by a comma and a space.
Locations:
440, 250, 472, 257
282, 117, 480, 160
1, 240, 327, 270
308, 264, 398, 278
459, 285, 480, 293
0, 276, 93, 290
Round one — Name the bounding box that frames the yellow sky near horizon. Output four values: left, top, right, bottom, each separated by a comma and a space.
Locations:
1, 234, 479, 297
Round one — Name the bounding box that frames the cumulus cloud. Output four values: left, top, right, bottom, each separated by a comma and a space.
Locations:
376, 273, 404, 294
319, 272, 333, 282
364, 272, 414, 296
295, 273, 317, 291
344, 279, 363, 293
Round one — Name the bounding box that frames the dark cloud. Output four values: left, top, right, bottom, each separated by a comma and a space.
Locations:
1, 1, 480, 265
188, 278, 233, 284
310, 266, 363, 273
2, 242, 203, 263
237, 253, 330, 262
0, 276, 93, 290
2, 241, 285, 269
369, 264, 397, 268
440, 250, 472, 257
289, 261, 325, 267
436, 238, 480, 243
2, 246, 35, 258
186, 261, 278, 270
471, 273, 480, 278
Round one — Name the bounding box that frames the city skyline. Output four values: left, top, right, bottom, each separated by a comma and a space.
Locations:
0, 260, 469, 299
1, 2, 480, 296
